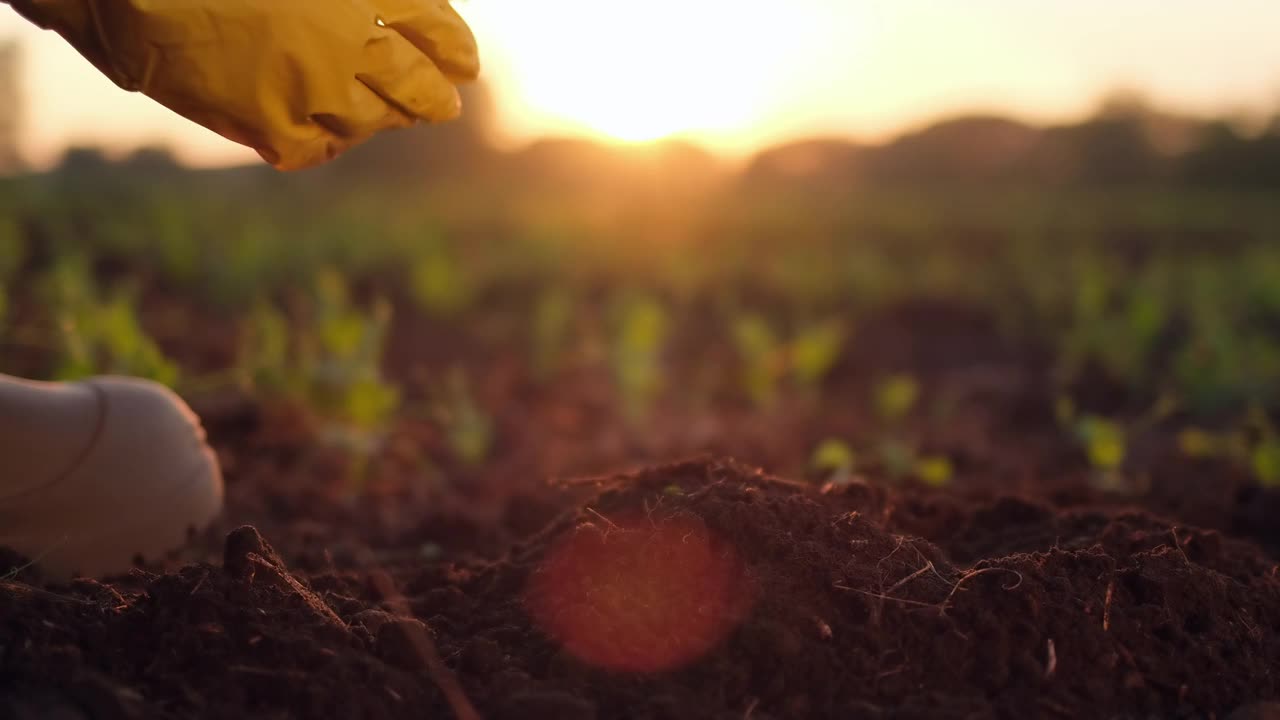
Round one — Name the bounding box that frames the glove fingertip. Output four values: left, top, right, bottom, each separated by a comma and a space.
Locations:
356, 69, 461, 124
254, 145, 282, 167
380, 1, 480, 82
265, 134, 351, 172
442, 53, 481, 84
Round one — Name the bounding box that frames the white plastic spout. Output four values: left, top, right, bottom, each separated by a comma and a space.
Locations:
0, 375, 224, 579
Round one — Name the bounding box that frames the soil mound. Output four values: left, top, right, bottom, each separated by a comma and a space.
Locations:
3, 459, 1279, 719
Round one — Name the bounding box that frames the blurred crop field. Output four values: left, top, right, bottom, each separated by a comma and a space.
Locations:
2, 96, 1280, 524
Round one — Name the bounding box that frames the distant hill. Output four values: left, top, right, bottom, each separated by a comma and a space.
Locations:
500, 137, 724, 195
33, 88, 1280, 191
741, 139, 865, 187
739, 102, 1280, 190
875, 116, 1040, 183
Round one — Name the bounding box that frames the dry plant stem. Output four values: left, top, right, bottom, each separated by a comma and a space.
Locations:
834, 565, 1024, 616
884, 560, 935, 596
941, 566, 1023, 611
585, 506, 622, 529
0, 580, 92, 605
1103, 577, 1115, 632
367, 569, 482, 720
248, 553, 348, 630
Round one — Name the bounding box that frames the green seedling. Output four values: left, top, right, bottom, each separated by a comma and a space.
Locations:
730, 313, 846, 408
813, 435, 952, 487
1245, 405, 1280, 487
1057, 390, 1180, 493
239, 300, 294, 396
206, 217, 282, 309
531, 288, 575, 381
1177, 412, 1280, 488
1252, 440, 1280, 487
42, 254, 178, 386
812, 373, 952, 488
790, 319, 846, 393
148, 198, 200, 286
870, 372, 951, 485
1075, 415, 1126, 473
1173, 313, 1280, 415
731, 312, 783, 408
305, 270, 401, 430
239, 270, 400, 465
430, 367, 493, 467
610, 292, 668, 423
879, 441, 952, 485
874, 373, 919, 424
410, 244, 472, 317
1053, 256, 1172, 403
915, 456, 954, 488
1067, 412, 1138, 492
811, 438, 857, 485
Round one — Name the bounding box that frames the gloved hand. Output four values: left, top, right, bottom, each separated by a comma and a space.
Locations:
6, 0, 479, 170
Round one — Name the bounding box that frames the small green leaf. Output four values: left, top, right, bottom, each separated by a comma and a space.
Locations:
1078, 416, 1125, 471
532, 289, 574, 379
791, 321, 845, 388
732, 312, 782, 408
434, 368, 493, 467
915, 456, 953, 487
874, 374, 919, 423
612, 294, 669, 421
811, 438, 856, 475
345, 379, 401, 428
1252, 441, 1280, 488
410, 248, 471, 316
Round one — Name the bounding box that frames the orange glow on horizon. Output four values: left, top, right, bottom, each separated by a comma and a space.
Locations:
6, 1, 1280, 166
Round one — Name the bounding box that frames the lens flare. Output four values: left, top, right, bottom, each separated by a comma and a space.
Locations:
524, 512, 754, 673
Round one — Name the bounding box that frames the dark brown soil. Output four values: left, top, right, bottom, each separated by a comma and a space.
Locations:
4, 295, 1280, 719
3, 458, 1279, 720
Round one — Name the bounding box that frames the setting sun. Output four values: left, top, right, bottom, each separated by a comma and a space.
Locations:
461, 0, 862, 149
5, 0, 1280, 164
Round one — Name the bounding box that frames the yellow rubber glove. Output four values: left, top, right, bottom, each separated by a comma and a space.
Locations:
6, 0, 479, 170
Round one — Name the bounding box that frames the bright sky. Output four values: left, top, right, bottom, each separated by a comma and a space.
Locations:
3, 0, 1280, 168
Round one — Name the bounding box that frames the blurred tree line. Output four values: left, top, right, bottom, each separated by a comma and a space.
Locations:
13, 77, 1280, 191
744, 92, 1280, 190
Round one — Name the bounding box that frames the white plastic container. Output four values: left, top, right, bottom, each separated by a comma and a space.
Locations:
0, 375, 224, 579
